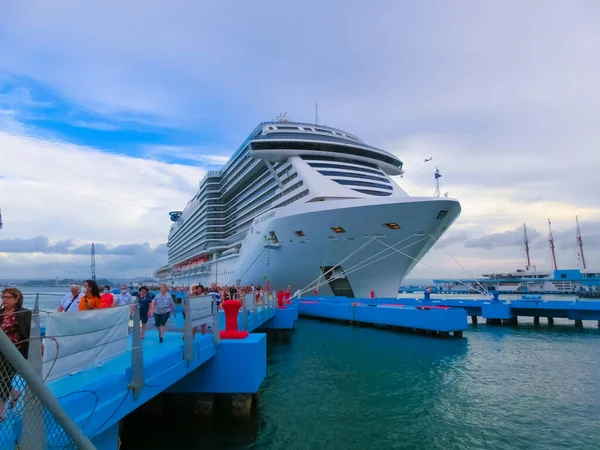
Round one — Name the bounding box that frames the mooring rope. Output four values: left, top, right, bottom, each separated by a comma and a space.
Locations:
314, 238, 332, 293
371, 238, 493, 298
304, 234, 428, 293
296, 236, 377, 294
427, 233, 492, 297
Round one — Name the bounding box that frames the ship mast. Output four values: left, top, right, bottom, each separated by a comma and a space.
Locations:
433, 167, 441, 197
547, 219, 558, 271
576, 215, 587, 270
523, 223, 531, 267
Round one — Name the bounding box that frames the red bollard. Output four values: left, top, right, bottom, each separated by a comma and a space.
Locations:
283, 291, 291, 304
220, 300, 249, 339
277, 290, 286, 309
370, 290, 375, 299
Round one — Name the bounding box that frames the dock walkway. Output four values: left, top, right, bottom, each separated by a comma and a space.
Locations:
0, 292, 297, 449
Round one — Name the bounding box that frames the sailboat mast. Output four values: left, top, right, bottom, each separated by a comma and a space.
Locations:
576, 215, 587, 270
548, 219, 558, 271
524, 223, 531, 267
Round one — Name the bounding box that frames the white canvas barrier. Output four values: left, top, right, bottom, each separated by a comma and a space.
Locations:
244, 293, 255, 310
189, 295, 214, 328
42, 306, 130, 382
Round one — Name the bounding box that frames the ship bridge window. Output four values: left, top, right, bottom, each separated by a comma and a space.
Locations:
253, 141, 402, 168
331, 226, 345, 234
303, 155, 380, 169
307, 162, 384, 176
353, 189, 392, 196
317, 170, 390, 184
333, 179, 393, 191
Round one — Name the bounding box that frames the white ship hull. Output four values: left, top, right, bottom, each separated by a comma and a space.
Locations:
169, 196, 460, 298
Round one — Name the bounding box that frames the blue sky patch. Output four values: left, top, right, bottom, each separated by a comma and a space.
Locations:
0, 74, 233, 168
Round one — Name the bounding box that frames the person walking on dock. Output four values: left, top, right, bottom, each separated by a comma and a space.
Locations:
0, 288, 31, 421
112, 284, 133, 308
58, 284, 83, 312
138, 286, 152, 339
148, 283, 176, 343
78, 280, 103, 310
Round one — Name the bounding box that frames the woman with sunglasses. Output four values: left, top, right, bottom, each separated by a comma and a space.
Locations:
0, 288, 31, 421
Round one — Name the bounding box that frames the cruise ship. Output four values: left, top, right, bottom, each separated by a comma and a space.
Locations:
155, 116, 461, 298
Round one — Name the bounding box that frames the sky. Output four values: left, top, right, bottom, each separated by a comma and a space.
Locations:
0, 0, 599, 281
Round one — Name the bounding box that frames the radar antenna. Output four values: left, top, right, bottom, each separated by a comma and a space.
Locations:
275, 112, 290, 123
433, 167, 441, 197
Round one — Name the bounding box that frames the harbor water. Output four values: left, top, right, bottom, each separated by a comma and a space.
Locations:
127, 319, 599, 450
17, 288, 600, 449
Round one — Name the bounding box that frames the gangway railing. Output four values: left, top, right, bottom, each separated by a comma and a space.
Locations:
0, 294, 95, 449
239, 290, 277, 332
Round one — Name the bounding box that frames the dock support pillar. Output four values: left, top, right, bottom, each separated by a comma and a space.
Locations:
231, 394, 254, 418
534, 316, 540, 325
486, 318, 502, 325
453, 330, 463, 338
547, 317, 554, 326
574, 319, 583, 328
438, 331, 450, 338
597, 320, 600, 328
502, 317, 518, 326
471, 315, 478, 325
193, 394, 216, 416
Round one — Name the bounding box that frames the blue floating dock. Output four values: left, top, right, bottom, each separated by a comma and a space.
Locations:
260, 304, 299, 330
326, 295, 600, 327
297, 297, 467, 337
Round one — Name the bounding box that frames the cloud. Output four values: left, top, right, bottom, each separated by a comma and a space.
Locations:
143, 145, 231, 166
0, 130, 204, 277
0, 236, 74, 253
0, 236, 166, 257
464, 226, 543, 250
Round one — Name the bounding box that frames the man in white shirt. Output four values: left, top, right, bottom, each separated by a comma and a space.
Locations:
112, 284, 133, 307
58, 284, 83, 312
